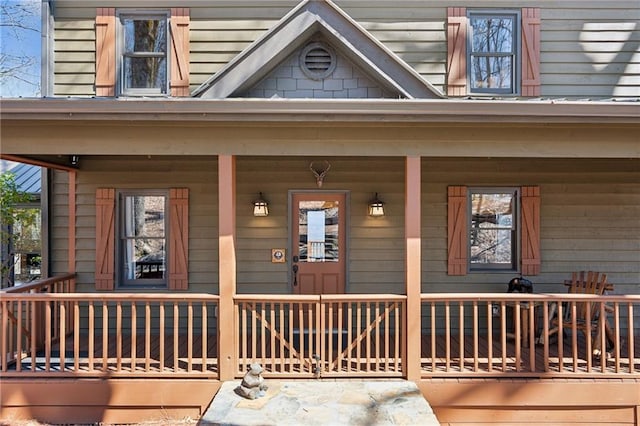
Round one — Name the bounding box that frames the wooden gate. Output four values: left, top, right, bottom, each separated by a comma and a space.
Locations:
235, 295, 406, 378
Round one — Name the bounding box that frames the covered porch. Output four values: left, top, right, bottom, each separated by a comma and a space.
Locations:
2, 274, 639, 423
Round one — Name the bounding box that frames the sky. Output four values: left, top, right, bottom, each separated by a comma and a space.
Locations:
0, 0, 41, 97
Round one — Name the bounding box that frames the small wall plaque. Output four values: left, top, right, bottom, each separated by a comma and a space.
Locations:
271, 249, 286, 263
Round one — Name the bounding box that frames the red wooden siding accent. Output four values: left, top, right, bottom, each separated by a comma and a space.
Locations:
447, 186, 468, 276
521, 8, 541, 97
95, 188, 115, 290
447, 7, 467, 97
521, 186, 541, 275
95, 8, 116, 97
170, 8, 190, 97
169, 188, 189, 290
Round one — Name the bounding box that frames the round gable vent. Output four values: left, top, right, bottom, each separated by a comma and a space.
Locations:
299, 42, 336, 80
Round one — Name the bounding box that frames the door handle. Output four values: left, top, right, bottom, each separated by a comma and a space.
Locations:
292, 264, 299, 286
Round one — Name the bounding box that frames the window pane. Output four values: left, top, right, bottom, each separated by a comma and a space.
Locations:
123, 57, 167, 91
123, 238, 165, 280
123, 195, 165, 238
298, 200, 339, 262
123, 18, 166, 54
471, 17, 514, 53
470, 192, 515, 268
470, 56, 513, 89
122, 17, 167, 93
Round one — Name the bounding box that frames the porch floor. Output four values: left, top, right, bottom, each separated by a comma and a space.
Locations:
9, 332, 639, 377
199, 379, 441, 425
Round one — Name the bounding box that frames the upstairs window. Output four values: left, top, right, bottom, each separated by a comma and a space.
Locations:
95, 8, 190, 97
119, 13, 169, 96
447, 7, 540, 97
468, 12, 519, 95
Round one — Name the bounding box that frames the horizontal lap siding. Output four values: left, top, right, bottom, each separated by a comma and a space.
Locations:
51, 170, 70, 276
53, 1, 639, 99
235, 156, 406, 295
421, 158, 640, 295
540, 5, 640, 98
54, 19, 95, 96
68, 156, 219, 294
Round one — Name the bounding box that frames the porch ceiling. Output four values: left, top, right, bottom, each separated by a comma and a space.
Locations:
1, 98, 639, 160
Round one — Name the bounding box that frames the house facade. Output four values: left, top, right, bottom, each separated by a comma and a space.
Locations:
1, 0, 639, 424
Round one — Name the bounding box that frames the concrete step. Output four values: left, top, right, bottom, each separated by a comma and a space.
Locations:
200, 379, 440, 425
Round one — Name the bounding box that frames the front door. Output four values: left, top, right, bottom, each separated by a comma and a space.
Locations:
291, 192, 346, 295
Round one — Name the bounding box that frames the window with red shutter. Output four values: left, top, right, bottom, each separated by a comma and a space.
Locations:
447, 186, 541, 276
447, 7, 540, 97
95, 8, 190, 97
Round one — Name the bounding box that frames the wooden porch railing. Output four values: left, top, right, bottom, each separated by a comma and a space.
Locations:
1, 276, 220, 378
235, 294, 406, 378
2, 277, 638, 380
420, 293, 639, 378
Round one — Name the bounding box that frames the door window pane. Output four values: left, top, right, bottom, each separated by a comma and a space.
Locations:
298, 200, 339, 262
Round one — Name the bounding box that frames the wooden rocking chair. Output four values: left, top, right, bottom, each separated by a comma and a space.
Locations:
549, 271, 615, 357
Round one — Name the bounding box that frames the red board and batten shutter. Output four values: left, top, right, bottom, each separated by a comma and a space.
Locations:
446, 7, 467, 96
95, 8, 116, 97
95, 188, 115, 290
169, 188, 189, 290
95, 188, 189, 290
95, 8, 190, 97
521, 8, 541, 97
521, 186, 541, 275
170, 8, 190, 97
447, 186, 468, 275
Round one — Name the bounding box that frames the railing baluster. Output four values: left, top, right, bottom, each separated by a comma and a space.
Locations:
16, 302, 22, 372
628, 304, 635, 374
445, 302, 450, 372
45, 301, 51, 372
145, 302, 151, 372
473, 301, 478, 372
74, 301, 79, 372
102, 302, 108, 371
131, 302, 137, 373
88, 302, 94, 371
116, 301, 122, 372
201, 302, 207, 373
173, 302, 179, 372
487, 302, 493, 373
159, 303, 165, 372
459, 302, 464, 372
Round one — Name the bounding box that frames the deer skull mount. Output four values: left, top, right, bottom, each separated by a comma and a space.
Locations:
309, 161, 331, 188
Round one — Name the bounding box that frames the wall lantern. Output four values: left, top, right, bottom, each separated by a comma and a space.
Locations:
253, 192, 269, 217
368, 193, 385, 217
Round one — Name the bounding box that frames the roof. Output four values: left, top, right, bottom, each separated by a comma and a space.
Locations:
192, 0, 443, 99
1, 98, 639, 124
0, 160, 41, 194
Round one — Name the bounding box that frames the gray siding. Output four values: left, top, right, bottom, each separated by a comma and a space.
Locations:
65, 156, 219, 293
52, 1, 640, 99
52, 156, 639, 297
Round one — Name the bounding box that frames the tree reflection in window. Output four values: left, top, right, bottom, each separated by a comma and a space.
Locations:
121, 15, 167, 94
469, 13, 517, 93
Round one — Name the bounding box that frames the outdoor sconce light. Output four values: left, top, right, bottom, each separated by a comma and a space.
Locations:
368, 193, 385, 217
253, 192, 269, 217
70, 155, 80, 166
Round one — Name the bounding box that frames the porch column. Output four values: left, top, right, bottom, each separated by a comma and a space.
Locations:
218, 155, 237, 381
68, 170, 76, 274
405, 156, 421, 381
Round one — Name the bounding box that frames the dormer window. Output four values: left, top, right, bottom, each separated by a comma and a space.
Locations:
120, 12, 169, 96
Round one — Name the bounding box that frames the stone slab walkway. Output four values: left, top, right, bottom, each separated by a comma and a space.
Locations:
199, 379, 440, 426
